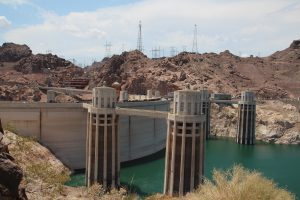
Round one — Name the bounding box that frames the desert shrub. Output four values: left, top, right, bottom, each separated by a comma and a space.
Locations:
87, 183, 106, 199
147, 165, 295, 200
185, 165, 295, 200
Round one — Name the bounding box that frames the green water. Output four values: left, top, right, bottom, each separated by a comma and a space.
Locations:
67, 138, 300, 198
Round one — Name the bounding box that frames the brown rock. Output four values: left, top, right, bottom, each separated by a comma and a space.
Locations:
0, 43, 31, 62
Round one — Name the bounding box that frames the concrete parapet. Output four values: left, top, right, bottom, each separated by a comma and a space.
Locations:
154, 90, 161, 98
147, 89, 153, 99
47, 90, 56, 103
119, 91, 128, 102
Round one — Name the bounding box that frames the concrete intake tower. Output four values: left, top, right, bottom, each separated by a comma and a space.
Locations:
86, 86, 119, 189
164, 90, 206, 196
236, 91, 256, 145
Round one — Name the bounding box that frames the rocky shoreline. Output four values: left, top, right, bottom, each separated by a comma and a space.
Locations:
211, 100, 300, 145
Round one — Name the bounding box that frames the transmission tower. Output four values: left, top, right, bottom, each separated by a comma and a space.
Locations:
170, 46, 177, 57
121, 43, 125, 53
105, 41, 112, 57
192, 24, 198, 53
152, 46, 161, 58
137, 20, 143, 52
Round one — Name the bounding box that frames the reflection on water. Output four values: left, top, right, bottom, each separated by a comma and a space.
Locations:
67, 138, 300, 198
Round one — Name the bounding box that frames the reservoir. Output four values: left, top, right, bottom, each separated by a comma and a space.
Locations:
67, 138, 300, 198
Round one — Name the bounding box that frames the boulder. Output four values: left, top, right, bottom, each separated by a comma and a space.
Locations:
178, 70, 187, 81
289, 39, 300, 49
14, 54, 71, 74
0, 43, 32, 62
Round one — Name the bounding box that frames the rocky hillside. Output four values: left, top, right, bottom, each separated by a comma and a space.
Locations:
0, 43, 84, 102
87, 40, 300, 99
1, 40, 300, 101
0, 119, 27, 200
211, 100, 300, 144
0, 121, 129, 199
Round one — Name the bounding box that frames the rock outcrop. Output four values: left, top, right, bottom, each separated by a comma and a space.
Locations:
211, 101, 300, 144
14, 54, 72, 74
290, 39, 300, 49
0, 43, 84, 102
0, 119, 28, 200
0, 43, 31, 62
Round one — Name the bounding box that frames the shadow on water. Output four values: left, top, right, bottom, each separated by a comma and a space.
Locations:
121, 149, 165, 168
66, 149, 166, 197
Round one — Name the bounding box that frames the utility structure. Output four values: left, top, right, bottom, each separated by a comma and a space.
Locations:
86, 86, 119, 189
152, 46, 161, 58
236, 91, 256, 145
164, 89, 206, 196
137, 20, 143, 52
170, 47, 178, 57
192, 24, 198, 53
105, 41, 112, 57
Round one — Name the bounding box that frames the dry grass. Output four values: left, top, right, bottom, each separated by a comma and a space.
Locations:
147, 165, 295, 200
86, 183, 138, 200
185, 165, 295, 200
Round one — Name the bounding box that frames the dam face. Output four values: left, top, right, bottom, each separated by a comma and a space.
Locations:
0, 100, 169, 170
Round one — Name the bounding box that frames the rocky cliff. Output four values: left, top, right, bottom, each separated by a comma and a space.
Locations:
211, 100, 300, 144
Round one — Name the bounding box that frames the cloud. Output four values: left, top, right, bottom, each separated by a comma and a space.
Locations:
3, 0, 300, 64
0, 0, 28, 6
0, 16, 11, 28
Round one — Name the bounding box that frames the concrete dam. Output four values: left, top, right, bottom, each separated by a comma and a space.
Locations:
0, 86, 256, 196
0, 100, 170, 170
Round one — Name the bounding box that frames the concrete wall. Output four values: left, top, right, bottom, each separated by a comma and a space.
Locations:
117, 101, 169, 161
0, 103, 87, 169
0, 100, 169, 169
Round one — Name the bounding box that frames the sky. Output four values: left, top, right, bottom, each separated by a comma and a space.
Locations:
0, 0, 300, 65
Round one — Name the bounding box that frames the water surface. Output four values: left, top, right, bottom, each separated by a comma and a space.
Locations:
67, 138, 300, 198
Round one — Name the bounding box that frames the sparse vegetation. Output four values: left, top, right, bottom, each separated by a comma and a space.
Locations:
87, 183, 106, 199
3, 131, 71, 199
148, 165, 295, 200
87, 183, 137, 200
26, 162, 70, 194
4, 122, 17, 133
186, 165, 295, 200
